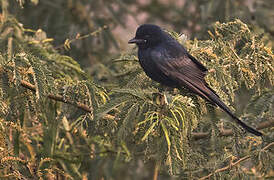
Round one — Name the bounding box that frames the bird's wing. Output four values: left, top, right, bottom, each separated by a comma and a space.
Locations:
187, 53, 208, 73
152, 50, 218, 104
163, 37, 208, 73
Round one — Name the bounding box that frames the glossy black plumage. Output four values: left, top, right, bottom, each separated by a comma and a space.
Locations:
129, 24, 262, 136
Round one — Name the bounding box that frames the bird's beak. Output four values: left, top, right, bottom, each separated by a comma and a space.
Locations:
128, 37, 146, 44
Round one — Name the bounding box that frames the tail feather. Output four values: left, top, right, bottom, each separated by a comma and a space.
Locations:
177, 75, 262, 136
208, 91, 262, 136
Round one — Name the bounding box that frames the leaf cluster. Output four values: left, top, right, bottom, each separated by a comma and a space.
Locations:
0, 17, 107, 179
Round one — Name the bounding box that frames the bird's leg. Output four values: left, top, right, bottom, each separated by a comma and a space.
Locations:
155, 92, 166, 106
163, 91, 168, 105
163, 87, 174, 105
156, 87, 171, 122
157, 86, 173, 106
154, 86, 172, 120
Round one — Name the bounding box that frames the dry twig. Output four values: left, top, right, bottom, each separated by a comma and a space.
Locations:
199, 142, 274, 180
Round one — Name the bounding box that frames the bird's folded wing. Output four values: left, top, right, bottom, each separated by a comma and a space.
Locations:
157, 55, 217, 104
187, 53, 208, 72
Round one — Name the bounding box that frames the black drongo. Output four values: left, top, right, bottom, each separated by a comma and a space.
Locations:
129, 24, 262, 136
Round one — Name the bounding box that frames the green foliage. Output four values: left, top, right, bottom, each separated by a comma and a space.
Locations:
0, 1, 273, 179
6, 0, 135, 67
0, 16, 106, 179
5, 0, 274, 71
187, 20, 273, 104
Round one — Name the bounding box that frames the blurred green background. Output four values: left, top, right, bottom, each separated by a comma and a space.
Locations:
9, 0, 274, 68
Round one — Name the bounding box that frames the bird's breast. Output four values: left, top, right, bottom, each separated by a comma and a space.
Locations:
138, 48, 177, 87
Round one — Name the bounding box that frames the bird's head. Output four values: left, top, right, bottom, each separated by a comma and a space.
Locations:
128, 24, 164, 49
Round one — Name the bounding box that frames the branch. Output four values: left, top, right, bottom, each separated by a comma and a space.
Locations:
20, 80, 273, 138
192, 119, 274, 140
199, 142, 274, 180
54, 26, 107, 50
20, 80, 92, 113
153, 162, 159, 180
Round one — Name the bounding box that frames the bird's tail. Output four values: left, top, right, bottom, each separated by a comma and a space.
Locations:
207, 90, 263, 136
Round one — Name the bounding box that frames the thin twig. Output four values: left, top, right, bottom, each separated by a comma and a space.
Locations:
20, 80, 92, 113
199, 142, 274, 180
54, 26, 107, 50
153, 162, 159, 180
192, 119, 274, 140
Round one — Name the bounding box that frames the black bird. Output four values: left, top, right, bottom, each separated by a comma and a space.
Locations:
128, 24, 262, 136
